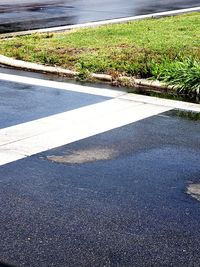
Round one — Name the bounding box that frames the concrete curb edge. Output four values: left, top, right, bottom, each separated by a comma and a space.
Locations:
0, 55, 171, 91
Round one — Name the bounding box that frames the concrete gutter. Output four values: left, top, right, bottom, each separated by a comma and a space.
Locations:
0, 6, 200, 38
0, 55, 170, 91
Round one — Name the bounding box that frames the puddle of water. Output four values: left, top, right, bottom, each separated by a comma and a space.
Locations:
187, 184, 200, 201
46, 147, 118, 164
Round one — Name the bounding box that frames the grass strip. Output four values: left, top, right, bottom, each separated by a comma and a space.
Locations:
0, 12, 200, 94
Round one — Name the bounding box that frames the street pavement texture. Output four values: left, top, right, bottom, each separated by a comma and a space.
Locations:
0, 0, 200, 32
0, 69, 200, 267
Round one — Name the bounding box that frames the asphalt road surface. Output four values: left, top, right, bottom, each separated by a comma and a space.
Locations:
0, 0, 200, 33
0, 68, 200, 267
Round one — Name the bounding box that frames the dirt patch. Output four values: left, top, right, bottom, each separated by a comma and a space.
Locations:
187, 184, 200, 201
46, 147, 118, 164
54, 47, 99, 56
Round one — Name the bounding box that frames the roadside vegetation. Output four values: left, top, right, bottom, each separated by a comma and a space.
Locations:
0, 12, 200, 96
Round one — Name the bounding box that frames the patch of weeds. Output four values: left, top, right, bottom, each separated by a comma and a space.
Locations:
28, 33, 43, 40
117, 77, 134, 88
75, 71, 91, 82
150, 57, 200, 96
13, 43, 23, 49
75, 63, 91, 81
76, 56, 110, 73
44, 33, 54, 39
11, 48, 25, 60
35, 51, 60, 65
107, 69, 121, 80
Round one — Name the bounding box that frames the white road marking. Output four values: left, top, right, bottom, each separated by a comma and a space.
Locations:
121, 94, 200, 113
0, 73, 124, 98
0, 98, 139, 146
0, 97, 171, 166
1, 73, 199, 167
1, 72, 200, 111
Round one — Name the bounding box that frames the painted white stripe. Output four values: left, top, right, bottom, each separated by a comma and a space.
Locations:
1, 72, 200, 112
0, 98, 140, 146
0, 72, 199, 167
0, 98, 171, 166
0, 73, 124, 98
121, 94, 200, 113
3, 7, 200, 36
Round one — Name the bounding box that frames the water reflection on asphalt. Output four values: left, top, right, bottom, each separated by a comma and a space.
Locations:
0, 0, 199, 33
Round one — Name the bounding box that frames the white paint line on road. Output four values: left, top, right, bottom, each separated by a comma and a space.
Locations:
0, 72, 200, 112
0, 98, 141, 146
0, 72, 199, 167
121, 94, 200, 113
0, 98, 171, 166
0, 73, 124, 98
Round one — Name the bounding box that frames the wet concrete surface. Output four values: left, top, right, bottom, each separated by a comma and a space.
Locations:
0, 0, 199, 33
0, 78, 110, 129
0, 109, 200, 267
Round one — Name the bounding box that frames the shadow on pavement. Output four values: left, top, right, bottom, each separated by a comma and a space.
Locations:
0, 262, 18, 267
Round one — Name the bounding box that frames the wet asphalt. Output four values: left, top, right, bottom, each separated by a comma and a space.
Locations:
0, 0, 200, 264
0, 0, 200, 33
0, 78, 109, 129
0, 68, 200, 266
0, 108, 200, 267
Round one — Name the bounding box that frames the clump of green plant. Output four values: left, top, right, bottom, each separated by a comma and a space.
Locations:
117, 77, 134, 87
75, 63, 91, 81
151, 57, 200, 96
34, 51, 60, 65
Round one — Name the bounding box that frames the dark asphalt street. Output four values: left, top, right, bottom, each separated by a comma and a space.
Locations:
0, 68, 200, 266
0, 109, 200, 267
0, 79, 109, 129
0, 0, 199, 33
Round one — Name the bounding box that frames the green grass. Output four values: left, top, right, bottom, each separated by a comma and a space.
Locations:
151, 57, 200, 94
0, 12, 200, 94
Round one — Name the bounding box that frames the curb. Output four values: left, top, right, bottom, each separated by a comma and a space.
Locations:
0, 6, 200, 38
0, 55, 170, 91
